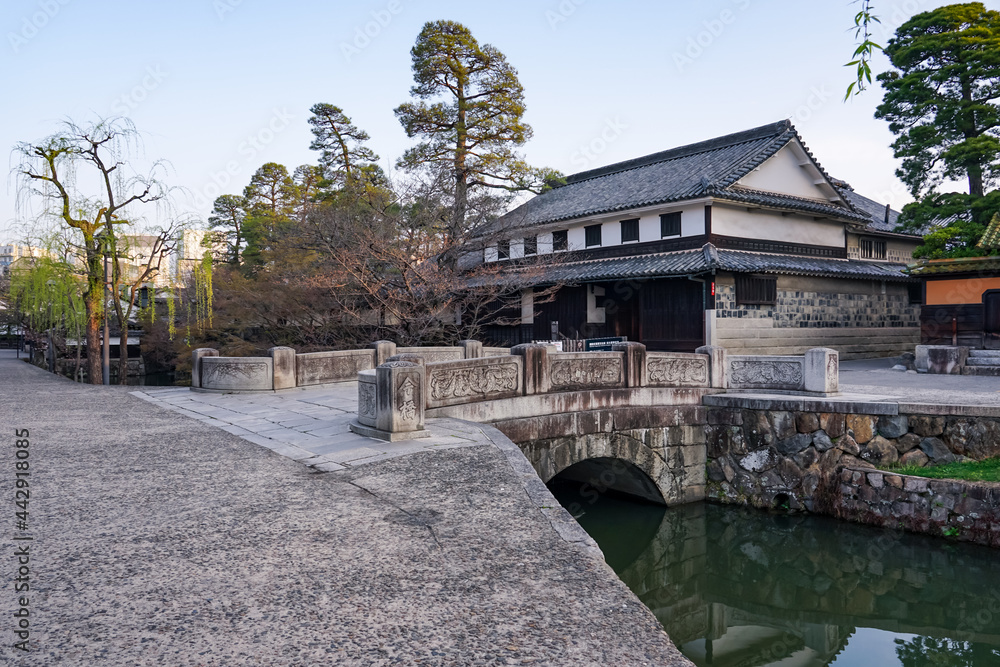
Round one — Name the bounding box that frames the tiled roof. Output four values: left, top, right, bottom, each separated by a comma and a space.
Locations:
718, 187, 872, 224
906, 256, 1000, 276
840, 190, 914, 234
979, 214, 1000, 249
499, 120, 875, 229
510, 243, 914, 284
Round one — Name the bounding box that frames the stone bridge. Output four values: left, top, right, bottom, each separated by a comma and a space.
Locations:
190, 340, 840, 507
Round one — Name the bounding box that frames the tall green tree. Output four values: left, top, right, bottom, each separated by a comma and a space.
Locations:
394, 20, 560, 254
876, 3, 1000, 256
308, 104, 380, 188
241, 162, 296, 269
207, 194, 247, 265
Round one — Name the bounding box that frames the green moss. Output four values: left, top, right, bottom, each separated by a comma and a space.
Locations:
883, 457, 1000, 483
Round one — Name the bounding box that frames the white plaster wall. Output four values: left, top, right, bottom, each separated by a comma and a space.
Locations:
511, 238, 524, 260
712, 205, 845, 247
521, 289, 534, 324
736, 144, 832, 201
587, 286, 606, 324
539, 232, 554, 255
567, 226, 586, 251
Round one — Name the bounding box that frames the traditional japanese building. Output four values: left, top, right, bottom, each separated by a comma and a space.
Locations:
481, 120, 923, 358
907, 215, 1000, 350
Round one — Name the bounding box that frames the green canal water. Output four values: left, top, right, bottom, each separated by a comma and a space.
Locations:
549, 481, 1000, 667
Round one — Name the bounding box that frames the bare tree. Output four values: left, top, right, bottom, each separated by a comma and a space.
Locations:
14, 118, 175, 383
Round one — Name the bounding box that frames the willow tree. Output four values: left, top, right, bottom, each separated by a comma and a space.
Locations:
394, 21, 561, 263
15, 118, 170, 384
9, 256, 87, 379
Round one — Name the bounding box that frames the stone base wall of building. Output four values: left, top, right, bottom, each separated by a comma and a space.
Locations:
705, 401, 1000, 547
714, 274, 919, 359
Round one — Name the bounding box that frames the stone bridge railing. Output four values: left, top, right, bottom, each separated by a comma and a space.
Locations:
190, 340, 506, 392
351, 343, 840, 441
189, 339, 840, 440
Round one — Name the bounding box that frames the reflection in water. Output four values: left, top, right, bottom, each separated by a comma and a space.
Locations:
549, 482, 1000, 667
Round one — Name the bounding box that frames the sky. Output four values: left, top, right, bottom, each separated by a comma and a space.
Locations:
3, 0, 998, 242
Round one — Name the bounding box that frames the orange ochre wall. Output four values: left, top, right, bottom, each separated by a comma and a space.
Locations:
926, 277, 1000, 305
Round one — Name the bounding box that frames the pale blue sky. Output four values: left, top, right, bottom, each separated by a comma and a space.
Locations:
3, 0, 997, 240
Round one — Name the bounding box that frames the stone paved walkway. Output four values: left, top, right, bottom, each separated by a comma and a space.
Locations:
132, 384, 481, 473
0, 351, 688, 666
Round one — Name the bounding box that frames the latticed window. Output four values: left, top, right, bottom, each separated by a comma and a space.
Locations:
552, 230, 568, 251
585, 224, 602, 247
497, 240, 510, 260
735, 274, 777, 306
859, 237, 887, 260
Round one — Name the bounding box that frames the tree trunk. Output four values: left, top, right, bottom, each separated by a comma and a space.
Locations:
968, 165, 984, 198
73, 313, 82, 382
117, 325, 129, 384
85, 288, 102, 384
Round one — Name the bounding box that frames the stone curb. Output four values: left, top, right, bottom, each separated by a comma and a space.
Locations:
704, 393, 899, 415
898, 403, 1000, 418
472, 421, 605, 562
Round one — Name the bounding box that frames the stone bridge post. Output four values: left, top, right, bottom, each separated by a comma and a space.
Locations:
612, 342, 647, 388
511, 343, 551, 395
805, 347, 839, 394
269, 347, 297, 390
191, 348, 219, 388
371, 340, 397, 366
460, 340, 483, 359
696, 345, 728, 389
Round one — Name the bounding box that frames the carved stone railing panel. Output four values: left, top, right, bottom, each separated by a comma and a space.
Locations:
548, 352, 625, 391
296, 350, 376, 386
200, 357, 273, 391
646, 352, 710, 388
396, 347, 464, 363
727, 355, 805, 391
483, 347, 511, 358
357, 370, 377, 427
425, 356, 523, 409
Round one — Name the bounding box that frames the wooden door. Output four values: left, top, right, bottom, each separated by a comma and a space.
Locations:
640, 279, 705, 352
985, 290, 1000, 349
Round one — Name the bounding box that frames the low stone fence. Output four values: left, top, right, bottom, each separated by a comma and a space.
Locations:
726, 347, 838, 394
190, 339, 510, 392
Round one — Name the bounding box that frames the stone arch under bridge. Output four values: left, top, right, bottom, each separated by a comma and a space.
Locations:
492, 408, 708, 507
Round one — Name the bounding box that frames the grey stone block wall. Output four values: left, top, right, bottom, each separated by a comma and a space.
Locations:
833, 468, 1000, 548
713, 282, 920, 329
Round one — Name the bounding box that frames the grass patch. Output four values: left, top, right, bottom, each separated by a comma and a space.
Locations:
884, 457, 1000, 483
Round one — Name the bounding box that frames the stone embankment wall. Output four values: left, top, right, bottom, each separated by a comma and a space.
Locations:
832, 468, 1000, 548
705, 400, 1000, 547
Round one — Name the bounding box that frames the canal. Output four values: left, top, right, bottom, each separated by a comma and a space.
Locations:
549, 480, 1000, 666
